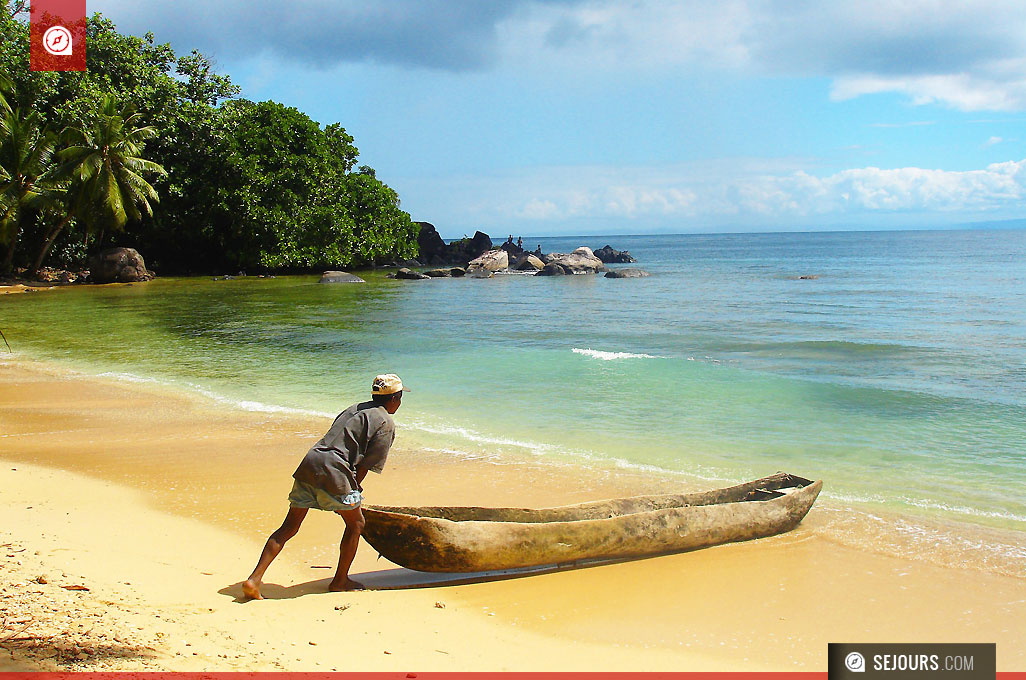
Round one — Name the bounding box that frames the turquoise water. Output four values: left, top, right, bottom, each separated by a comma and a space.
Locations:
3, 229, 1026, 555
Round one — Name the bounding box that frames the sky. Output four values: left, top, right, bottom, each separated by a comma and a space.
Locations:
88, 0, 1026, 238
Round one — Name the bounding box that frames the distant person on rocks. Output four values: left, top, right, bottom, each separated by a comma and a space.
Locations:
242, 374, 407, 599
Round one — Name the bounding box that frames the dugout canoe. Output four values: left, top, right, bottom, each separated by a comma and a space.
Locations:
361, 472, 822, 572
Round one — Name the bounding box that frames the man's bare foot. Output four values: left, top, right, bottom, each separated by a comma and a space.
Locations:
328, 578, 365, 592
242, 578, 264, 600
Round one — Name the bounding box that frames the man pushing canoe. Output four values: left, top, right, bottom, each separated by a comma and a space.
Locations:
242, 374, 407, 599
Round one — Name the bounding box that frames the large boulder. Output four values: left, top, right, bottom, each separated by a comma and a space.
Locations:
88, 247, 154, 283
604, 268, 650, 278
536, 263, 571, 276
416, 222, 448, 265
514, 254, 546, 271
318, 271, 365, 283
544, 247, 606, 274
447, 231, 493, 264
500, 240, 526, 259
395, 267, 430, 280
466, 249, 508, 275
594, 245, 637, 264
424, 267, 467, 278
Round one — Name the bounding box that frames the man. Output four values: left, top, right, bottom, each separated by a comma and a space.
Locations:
242, 374, 407, 600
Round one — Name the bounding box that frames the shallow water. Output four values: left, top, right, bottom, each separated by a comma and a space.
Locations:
3, 228, 1025, 574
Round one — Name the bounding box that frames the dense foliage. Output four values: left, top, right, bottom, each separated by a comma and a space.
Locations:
0, 3, 417, 274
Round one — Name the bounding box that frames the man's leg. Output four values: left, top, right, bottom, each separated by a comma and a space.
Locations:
328, 506, 366, 591
242, 506, 308, 600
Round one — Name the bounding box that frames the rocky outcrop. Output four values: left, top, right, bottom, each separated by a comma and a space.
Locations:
449, 231, 493, 264
415, 223, 494, 266
604, 268, 650, 278
416, 222, 448, 265
88, 248, 154, 283
424, 267, 469, 278
543, 247, 606, 274
467, 249, 508, 275
537, 263, 571, 276
318, 271, 365, 283
395, 267, 430, 280
594, 245, 636, 264
514, 254, 545, 271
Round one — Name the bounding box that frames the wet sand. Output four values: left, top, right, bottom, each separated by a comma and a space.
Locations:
1, 357, 1024, 671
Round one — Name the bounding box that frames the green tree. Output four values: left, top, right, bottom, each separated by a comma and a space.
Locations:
32, 95, 165, 272
0, 107, 56, 273
0, 2, 418, 275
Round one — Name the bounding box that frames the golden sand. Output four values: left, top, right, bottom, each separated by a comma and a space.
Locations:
1, 357, 1024, 671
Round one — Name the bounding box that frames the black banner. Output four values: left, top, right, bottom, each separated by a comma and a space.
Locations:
829, 644, 996, 680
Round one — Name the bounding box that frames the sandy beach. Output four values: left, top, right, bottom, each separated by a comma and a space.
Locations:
1, 357, 1024, 672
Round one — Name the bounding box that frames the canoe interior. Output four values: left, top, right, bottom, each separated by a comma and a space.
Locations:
366, 471, 815, 523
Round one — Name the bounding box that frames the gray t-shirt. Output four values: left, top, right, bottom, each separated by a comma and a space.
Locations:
292, 401, 396, 496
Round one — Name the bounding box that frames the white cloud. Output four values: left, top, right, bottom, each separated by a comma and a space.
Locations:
413, 158, 1026, 230
90, 1, 1026, 111
831, 72, 1026, 111
497, 1, 1026, 112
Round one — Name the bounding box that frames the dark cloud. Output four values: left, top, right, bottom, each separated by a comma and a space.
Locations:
89, 0, 581, 70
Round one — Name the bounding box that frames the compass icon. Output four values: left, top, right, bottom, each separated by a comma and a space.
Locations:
43, 25, 73, 56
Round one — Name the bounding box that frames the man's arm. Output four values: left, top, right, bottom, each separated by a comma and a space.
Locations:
354, 465, 370, 492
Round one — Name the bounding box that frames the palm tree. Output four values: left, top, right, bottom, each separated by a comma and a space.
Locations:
0, 108, 56, 273
0, 73, 11, 114
31, 95, 166, 273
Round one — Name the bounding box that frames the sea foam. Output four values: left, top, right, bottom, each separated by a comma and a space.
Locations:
572, 347, 662, 361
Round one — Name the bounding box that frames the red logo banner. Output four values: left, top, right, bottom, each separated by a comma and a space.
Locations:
29, 0, 87, 71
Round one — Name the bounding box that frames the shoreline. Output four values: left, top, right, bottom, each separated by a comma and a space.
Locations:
6, 351, 1026, 576
2, 356, 1025, 671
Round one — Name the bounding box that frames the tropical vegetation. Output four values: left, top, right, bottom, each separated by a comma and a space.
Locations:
0, 2, 417, 276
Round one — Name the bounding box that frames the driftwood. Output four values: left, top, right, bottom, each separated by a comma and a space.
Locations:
362, 473, 822, 572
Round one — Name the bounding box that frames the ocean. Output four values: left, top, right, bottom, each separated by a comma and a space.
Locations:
3, 228, 1025, 575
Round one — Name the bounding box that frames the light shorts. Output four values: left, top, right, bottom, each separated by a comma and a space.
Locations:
288, 479, 362, 512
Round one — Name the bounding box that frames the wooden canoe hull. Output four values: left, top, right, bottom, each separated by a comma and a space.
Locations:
362, 473, 822, 573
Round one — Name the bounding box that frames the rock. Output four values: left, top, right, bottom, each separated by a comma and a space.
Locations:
466, 249, 508, 275
536, 263, 570, 276
416, 222, 448, 265
544, 247, 606, 274
395, 268, 430, 280
400, 259, 422, 267
594, 245, 637, 263
446, 231, 493, 265
798, 275, 819, 280
514, 254, 545, 271
468, 268, 494, 278
424, 269, 452, 278
500, 241, 526, 259
318, 271, 365, 284
604, 268, 651, 278
449, 267, 466, 277
87, 248, 154, 283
